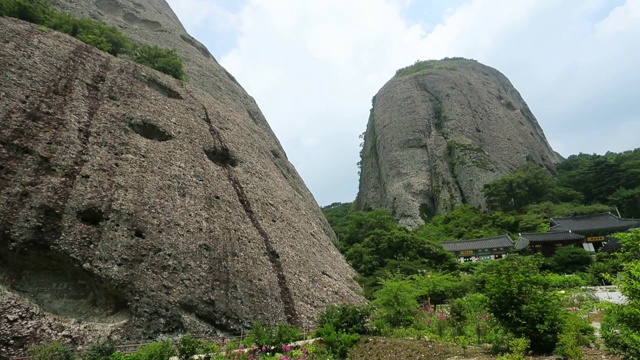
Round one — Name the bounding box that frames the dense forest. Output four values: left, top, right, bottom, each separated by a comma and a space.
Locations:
324, 148, 640, 286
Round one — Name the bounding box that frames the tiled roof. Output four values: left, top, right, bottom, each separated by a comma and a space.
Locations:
549, 212, 640, 233
441, 234, 514, 252
600, 237, 622, 253
515, 231, 585, 250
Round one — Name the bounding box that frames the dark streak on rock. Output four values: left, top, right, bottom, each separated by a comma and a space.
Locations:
201, 106, 300, 326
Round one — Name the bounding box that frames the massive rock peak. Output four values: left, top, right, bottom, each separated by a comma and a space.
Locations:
0, 1, 362, 356
355, 58, 561, 229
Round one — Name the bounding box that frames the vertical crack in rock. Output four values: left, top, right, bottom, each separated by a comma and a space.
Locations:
202, 106, 300, 325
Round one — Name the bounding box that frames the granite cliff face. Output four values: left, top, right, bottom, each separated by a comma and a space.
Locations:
355, 58, 561, 229
0, 2, 362, 356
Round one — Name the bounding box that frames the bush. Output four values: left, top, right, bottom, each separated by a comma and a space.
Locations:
135, 341, 175, 360
28, 342, 75, 360
544, 246, 593, 274
372, 278, 420, 327
0, 0, 185, 80
317, 303, 372, 334
316, 324, 359, 359
497, 337, 530, 360
245, 322, 302, 349
601, 230, 640, 358
555, 312, 594, 359
130, 44, 185, 81
84, 340, 116, 360
483, 256, 563, 353
177, 334, 200, 360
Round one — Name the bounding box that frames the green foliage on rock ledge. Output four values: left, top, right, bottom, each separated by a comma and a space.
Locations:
0, 0, 186, 80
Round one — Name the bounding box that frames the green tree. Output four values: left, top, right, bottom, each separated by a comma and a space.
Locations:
544, 246, 593, 274
483, 163, 554, 211
482, 256, 563, 353
411, 272, 472, 307
608, 187, 640, 218
372, 278, 420, 327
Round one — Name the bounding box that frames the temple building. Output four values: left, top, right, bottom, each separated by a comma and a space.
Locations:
516, 212, 640, 254
441, 235, 514, 262
515, 231, 585, 256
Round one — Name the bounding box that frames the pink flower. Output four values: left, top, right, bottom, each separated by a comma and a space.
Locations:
425, 318, 431, 323
282, 344, 291, 352
261, 346, 267, 352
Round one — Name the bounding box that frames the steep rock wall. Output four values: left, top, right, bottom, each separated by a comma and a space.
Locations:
0, 4, 362, 356
355, 58, 561, 229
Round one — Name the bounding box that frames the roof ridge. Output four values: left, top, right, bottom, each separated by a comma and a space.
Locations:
551, 212, 615, 221
444, 234, 512, 243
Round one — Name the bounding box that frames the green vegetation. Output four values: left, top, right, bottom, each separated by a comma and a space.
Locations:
395, 57, 471, 77
0, 0, 185, 80
482, 256, 563, 353
318, 149, 640, 358
543, 246, 593, 274
483, 149, 640, 216
601, 229, 640, 358
28, 342, 75, 360
482, 163, 555, 211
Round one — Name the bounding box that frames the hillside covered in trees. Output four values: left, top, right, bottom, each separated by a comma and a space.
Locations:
323, 148, 640, 296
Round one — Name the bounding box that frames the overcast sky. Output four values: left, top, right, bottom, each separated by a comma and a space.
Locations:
165, 0, 640, 206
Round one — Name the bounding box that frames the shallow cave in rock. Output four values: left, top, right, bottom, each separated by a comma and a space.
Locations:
145, 77, 182, 99
76, 206, 105, 226
0, 242, 129, 321
129, 119, 172, 142
204, 147, 239, 167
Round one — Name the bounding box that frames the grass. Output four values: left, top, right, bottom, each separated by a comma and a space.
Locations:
395, 57, 472, 77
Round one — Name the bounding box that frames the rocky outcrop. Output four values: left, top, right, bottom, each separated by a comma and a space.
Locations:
355, 58, 561, 229
0, 2, 362, 356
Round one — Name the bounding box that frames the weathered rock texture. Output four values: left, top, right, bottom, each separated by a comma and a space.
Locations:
355, 58, 561, 229
0, 2, 362, 356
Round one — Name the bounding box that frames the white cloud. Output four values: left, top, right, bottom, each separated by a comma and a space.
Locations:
168, 0, 640, 205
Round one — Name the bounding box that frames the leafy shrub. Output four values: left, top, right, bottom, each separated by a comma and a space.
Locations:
130, 44, 185, 81
544, 246, 593, 274
273, 323, 302, 348
135, 341, 176, 360
316, 324, 359, 359
28, 342, 76, 360
177, 334, 200, 360
497, 337, 530, 360
555, 312, 594, 359
0, 0, 185, 79
544, 273, 587, 289
84, 340, 116, 360
483, 256, 563, 353
317, 303, 372, 334
372, 278, 420, 327
245, 322, 302, 349
195, 341, 219, 355
601, 230, 640, 358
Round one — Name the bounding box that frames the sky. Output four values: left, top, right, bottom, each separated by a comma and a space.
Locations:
165, 0, 640, 206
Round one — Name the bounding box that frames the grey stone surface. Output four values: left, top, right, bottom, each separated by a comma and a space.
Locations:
0, 2, 362, 355
355, 59, 561, 228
